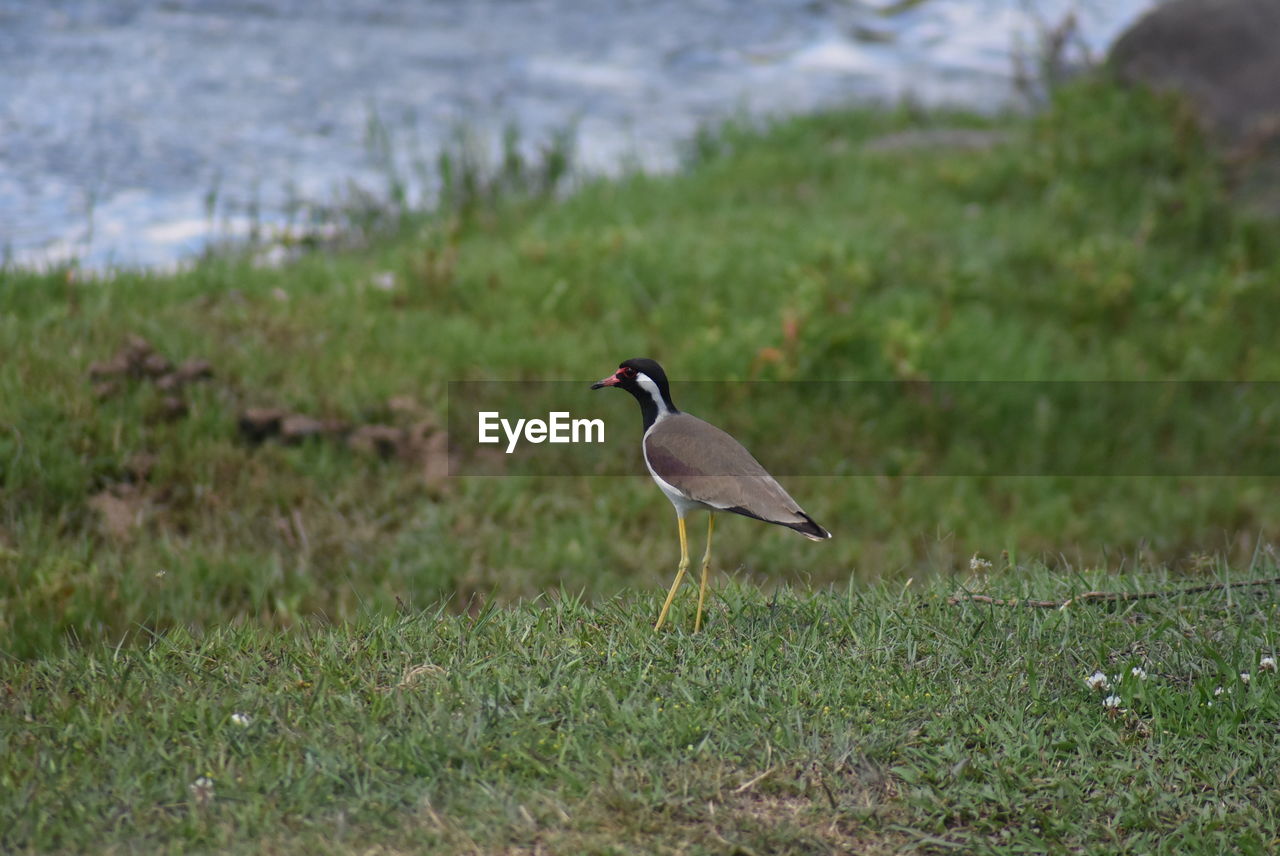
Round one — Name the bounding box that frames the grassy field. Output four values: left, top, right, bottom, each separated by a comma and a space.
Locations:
4, 81, 1280, 658
4, 77, 1280, 851
4, 571, 1279, 854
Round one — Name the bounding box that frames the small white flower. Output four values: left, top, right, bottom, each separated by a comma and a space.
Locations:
1260, 656, 1276, 673
1085, 671, 1109, 691
371, 271, 397, 291
1240, 673, 1251, 685
188, 776, 215, 805
969, 554, 993, 572
1213, 686, 1224, 697
1102, 695, 1122, 710
1130, 667, 1147, 680
230, 713, 252, 727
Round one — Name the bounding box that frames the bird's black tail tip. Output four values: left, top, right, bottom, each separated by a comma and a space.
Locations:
790, 513, 832, 541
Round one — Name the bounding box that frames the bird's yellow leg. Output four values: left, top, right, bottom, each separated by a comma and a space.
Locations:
654, 516, 690, 632
694, 512, 715, 632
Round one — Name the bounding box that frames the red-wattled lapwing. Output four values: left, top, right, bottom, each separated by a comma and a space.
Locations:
591, 358, 831, 632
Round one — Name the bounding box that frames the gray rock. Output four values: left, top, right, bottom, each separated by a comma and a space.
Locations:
1110, 0, 1280, 215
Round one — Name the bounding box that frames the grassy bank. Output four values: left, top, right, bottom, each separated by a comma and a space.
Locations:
5, 82, 1280, 658
6, 76, 1280, 853
4, 571, 1279, 853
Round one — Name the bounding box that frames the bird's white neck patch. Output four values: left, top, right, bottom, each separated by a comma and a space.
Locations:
635, 372, 671, 418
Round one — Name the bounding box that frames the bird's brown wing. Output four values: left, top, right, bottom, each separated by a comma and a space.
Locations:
643, 413, 829, 538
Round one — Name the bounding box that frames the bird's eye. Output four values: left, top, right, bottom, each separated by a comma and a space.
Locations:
621, 366, 637, 378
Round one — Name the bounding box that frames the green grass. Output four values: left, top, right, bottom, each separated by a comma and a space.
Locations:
5, 80, 1280, 659
5, 75, 1280, 852
4, 569, 1279, 854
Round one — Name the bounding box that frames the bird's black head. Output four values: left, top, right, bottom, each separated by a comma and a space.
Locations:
591, 358, 677, 429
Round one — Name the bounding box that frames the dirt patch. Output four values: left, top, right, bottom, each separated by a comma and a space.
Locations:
87, 335, 213, 421
346, 424, 406, 457
89, 335, 212, 388
271, 759, 912, 855
87, 484, 153, 541
237, 409, 350, 445
237, 408, 289, 443
87, 335, 452, 498
490, 766, 910, 856
237, 398, 453, 492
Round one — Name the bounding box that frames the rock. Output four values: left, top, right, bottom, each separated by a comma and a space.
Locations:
238, 407, 289, 444
1111, 0, 1280, 143
1109, 0, 1280, 215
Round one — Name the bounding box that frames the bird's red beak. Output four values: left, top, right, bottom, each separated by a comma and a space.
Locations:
590, 371, 621, 390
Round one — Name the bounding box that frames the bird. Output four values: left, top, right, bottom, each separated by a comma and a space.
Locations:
591, 358, 831, 632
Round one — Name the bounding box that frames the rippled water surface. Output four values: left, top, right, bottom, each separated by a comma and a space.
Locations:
1, 0, 1155, 269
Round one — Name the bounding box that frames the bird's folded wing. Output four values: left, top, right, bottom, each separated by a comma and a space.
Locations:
644, 414, 808, 522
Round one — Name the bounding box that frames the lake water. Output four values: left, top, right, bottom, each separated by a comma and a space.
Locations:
0, 0, 1155, 270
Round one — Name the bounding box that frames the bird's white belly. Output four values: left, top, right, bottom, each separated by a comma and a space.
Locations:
646, 463, 711, 517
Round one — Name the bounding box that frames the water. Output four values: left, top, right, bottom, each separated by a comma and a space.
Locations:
0, 0, 1156, 270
